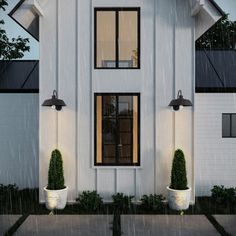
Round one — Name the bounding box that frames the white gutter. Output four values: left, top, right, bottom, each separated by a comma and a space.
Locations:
28, 0, 44, 16
191, 0, 205, 16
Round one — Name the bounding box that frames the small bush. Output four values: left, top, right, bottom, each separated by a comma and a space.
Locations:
141, 194, 165, 211
112, 193, 134, 213
211, 185, 236, 205
0, 184, 18, 203
76, 191, 103, 212
170, 149, 188, 190
47, 149, 65, 190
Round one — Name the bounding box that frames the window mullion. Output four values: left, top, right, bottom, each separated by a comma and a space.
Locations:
115, 10, 119, 68
116, 96, 119, 164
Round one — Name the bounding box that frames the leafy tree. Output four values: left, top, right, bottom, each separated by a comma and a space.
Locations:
196, 15, 236, 49
0, 0, 30, 60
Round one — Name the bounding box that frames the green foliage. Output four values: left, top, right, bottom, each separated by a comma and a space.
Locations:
0, 0, 8, 10
211, 185, 236, 205
0, 184, 18, 203
0, 0, 30, 60
170, 149, 188, 190
112, 193, 134, 212
76, 191, 103, 212
196, 14, 236, 49
140, 194, 165, 211
47, 149, 65, 190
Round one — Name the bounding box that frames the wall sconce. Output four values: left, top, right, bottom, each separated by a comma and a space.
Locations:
168, 90, 193, 111
42, 90, 66, 111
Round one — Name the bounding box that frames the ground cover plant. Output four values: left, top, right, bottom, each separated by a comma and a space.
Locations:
76, 191, 103, 213
140, 194, 165, 212
0, 183, 236, 215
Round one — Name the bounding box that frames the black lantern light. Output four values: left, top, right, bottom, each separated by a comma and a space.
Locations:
42, 90, 66, 111
168, 90, 192, 111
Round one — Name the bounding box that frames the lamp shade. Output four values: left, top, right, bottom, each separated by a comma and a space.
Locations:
168, 90, 192, 111
42, 90, 66, 111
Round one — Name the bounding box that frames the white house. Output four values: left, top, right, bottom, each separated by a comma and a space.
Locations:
1, 0, 230, 204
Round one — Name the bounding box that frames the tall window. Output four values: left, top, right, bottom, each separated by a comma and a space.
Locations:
94, 8, 140, 69
95, 94, 140, 166
222, 113, 236, 138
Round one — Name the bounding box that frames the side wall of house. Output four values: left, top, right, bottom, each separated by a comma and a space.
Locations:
195, 93, 236, 196
39, 0, 195, 202
0, 94, 39, 189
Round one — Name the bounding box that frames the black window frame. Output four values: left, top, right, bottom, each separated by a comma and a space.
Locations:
94, 7, 141, 69
94, 93, 141, 166
222, 113, 236, 138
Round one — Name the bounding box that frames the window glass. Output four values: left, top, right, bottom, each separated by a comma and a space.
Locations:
231, 114, 236, 137
119, 11, 138, 68
96, 11, 116, 68
95, 94, 139, 166
95, 8, 140, 69
222, 114, 230, 137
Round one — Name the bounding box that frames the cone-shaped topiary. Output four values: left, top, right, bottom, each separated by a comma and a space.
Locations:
170, 149, 188, 190
47, 149, 65, 190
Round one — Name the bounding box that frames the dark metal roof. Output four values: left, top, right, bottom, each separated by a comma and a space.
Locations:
196, 50, 236, 93
0, 60, 39, 93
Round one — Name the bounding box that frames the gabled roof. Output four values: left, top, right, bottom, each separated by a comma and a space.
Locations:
9, 0, 43, 41
191, 0, 225, 39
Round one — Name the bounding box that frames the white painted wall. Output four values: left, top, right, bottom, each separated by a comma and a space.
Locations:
195, 93, 236, 196
39, 0, 195, 202
0, 94, 39, 189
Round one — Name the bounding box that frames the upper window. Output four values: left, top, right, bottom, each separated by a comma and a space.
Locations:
95, 94, 140, 166
222, 113, 236, 138
94, 8, 140, 69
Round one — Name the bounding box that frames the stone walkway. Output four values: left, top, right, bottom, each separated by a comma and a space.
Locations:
0, 215, 21, 235
121, 215, 219, 236
1, 214, 235, 235
15, 215, 113, 236
214, 215, 236, 236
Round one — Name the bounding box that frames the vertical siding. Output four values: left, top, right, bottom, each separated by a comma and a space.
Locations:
77, 0, 96, 193
39, 0, 58, 201
155, 0, 175, 197
155, 0, 195, 202
195, 94, 236, 196
174, 0, 195, 201
58, 0, 77, 201
39, 0, 195, 202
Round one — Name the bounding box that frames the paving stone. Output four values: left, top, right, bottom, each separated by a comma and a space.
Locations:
121, 215, 220, 236
15, 215, 113, 236
214, 215, 236, 236
0, 215, 21, 235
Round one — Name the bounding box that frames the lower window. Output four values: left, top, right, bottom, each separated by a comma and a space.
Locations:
95, 94, 140, 166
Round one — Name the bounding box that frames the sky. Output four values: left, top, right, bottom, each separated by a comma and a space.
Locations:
2, 0, 39, 60
1, 0, 236, 60
216, 0, 236, 20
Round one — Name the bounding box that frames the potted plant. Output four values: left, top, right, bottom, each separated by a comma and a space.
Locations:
44, 149, 68, 210
167, 149, 191, 210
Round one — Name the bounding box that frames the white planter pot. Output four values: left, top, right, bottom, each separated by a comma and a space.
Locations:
167, 186, 191, 211
44, 186, 68, 210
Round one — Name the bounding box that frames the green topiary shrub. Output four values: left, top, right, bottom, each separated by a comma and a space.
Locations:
140, 194, 165, 211
211, 185, 236, 206
170, 149, 188, 190
76, 191, 103, 213
47, 149, 65, 190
